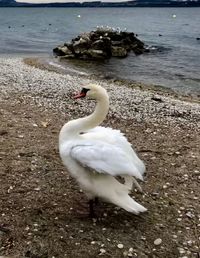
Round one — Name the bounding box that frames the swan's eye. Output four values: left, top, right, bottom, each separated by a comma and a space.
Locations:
81, 88, 90, 95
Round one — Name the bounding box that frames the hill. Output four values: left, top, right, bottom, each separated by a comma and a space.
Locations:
0, 0, 200, 8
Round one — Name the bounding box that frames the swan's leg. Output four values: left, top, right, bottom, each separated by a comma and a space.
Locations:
88, 198, 99, 217
89, 199, 95, 218
95, 197, 99, 205
123, 175, 143, 193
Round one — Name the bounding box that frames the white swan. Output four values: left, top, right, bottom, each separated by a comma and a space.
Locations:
59, 84, 147, 215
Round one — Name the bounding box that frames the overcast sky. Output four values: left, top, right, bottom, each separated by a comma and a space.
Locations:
16, 0, 130, 3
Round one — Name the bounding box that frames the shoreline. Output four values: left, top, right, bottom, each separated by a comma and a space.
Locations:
24, 56, 200, 104
0, 56, 199, 127
0, 56, 200, 258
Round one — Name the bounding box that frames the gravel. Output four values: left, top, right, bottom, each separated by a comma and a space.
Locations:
0, 57, 200, 258
0, 57, 199, 128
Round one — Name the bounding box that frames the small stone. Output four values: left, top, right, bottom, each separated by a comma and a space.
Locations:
25, 226, 30, 231
187, 240, 193, 246
117, 243, 124, 249
129, 248, 134, 253
154, 238, 162, 245
186, 211, 194, 218
178, 247, 185, 254
99, 248, 106, 254
34, 187, 41, 191
7, 186, 13, 193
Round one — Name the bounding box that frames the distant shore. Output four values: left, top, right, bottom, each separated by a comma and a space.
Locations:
1, 0, 200, 8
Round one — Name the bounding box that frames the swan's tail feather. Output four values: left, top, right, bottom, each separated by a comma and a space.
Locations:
112, 194, 147, 214
90, 174, 147, 214
109, 177, 147, 214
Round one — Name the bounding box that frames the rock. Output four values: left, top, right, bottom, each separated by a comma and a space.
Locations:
91, 39, 112, 57
53, 45, 72, 56
134, 48, 145, 55
185, 211, 194, 218
53, 27, 146, 60
117, 243, 124, 249
91, 39, 106, 49
87, 49, 106, 59
99, 248, 106, 254
73, 38, 90, 55
111, 46, 127, 57
154, 238, 162, 245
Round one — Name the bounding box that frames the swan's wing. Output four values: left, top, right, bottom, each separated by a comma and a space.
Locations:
70, 141, 143, 180
82, 126, 145, 175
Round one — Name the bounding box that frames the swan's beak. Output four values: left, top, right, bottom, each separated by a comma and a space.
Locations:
73, 92, 86, 99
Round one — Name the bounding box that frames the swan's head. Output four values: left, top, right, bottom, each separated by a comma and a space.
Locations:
74, 84, 108, 100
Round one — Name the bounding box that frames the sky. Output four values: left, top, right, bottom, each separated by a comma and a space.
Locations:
16, 0, 130, 3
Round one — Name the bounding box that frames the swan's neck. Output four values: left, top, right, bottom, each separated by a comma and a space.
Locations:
60, 93, 109, 142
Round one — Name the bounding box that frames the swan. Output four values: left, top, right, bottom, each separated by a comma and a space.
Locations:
59, 84, 147, 216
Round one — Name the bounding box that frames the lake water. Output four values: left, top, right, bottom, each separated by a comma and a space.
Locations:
0, 7, 200, 95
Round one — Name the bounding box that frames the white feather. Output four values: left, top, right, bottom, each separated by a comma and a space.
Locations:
70, 139, 143, 180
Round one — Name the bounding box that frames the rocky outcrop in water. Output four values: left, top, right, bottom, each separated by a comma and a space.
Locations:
53, 28, 147, 60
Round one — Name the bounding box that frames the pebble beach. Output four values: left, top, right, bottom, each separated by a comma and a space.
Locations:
0, 57, 199, 126
0, 57, 200, 258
